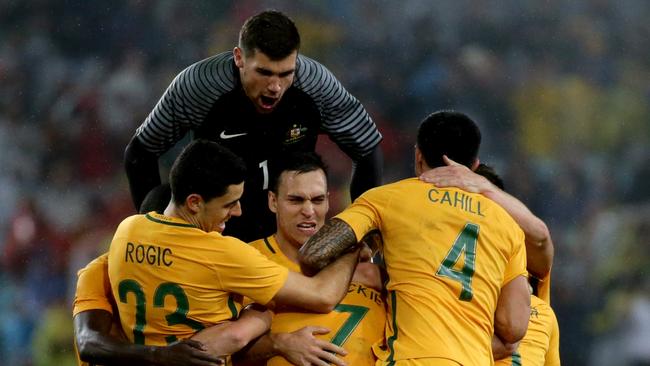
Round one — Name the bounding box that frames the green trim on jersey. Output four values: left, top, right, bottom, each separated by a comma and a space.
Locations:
145, 213, 196, 228
386, 290, 398, 366
227, 295, 239, 319
263, 237, 276, 254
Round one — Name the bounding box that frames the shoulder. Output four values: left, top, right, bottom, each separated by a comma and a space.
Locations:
115, 214, 146, 230
294, 54, 339, 89
78, 253, 109, 277
219, 234, 267, 256
248, 236, 272, 254
174, 51, 238, 91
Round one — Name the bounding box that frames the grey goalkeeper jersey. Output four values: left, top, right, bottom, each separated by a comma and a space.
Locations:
133, 51, 382, 241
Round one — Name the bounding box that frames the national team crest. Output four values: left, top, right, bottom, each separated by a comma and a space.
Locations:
285, 124, 308, 144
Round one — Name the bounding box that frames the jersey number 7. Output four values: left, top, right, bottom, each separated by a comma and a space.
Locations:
330, 304, 369, 346
435, 222, 479, 302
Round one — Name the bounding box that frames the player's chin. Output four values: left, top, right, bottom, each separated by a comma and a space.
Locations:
296, 227, 317, 239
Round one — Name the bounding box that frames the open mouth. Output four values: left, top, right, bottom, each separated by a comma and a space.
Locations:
217, 221, 227, 233
297, 222, 317, 233
260, 95, 278, 109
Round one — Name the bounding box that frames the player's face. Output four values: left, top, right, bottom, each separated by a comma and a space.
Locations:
235, 47, 297, 114
198, 182, 244, 233
270, 170, 329, 248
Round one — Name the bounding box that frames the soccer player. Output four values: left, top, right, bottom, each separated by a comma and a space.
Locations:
299, 111, 531, 365
425, 162, 560, 365
108, 140, 362, 357
241, 152, 385, 366
74, 181, 284, 366
124, 10, 383, 242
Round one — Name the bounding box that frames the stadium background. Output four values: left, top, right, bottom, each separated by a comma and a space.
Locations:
0, 1, 648, 365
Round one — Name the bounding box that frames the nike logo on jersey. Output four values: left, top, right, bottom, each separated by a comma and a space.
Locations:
220, 131, 248, 139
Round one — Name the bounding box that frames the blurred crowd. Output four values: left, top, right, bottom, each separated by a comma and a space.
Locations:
0, 1, 648, 365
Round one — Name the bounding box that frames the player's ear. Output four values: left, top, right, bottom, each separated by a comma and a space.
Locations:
268, 190, 278, 213
414, 146, 425, 175
233, 47, 244, 68
186, 194, 203, 213
471, 158, 480, 171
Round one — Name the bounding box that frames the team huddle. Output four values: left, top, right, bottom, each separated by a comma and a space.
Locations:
72, 10, 560, 366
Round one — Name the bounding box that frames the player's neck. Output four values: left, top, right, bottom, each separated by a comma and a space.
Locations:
165, 205, 200, 228
274, 233, 300, 264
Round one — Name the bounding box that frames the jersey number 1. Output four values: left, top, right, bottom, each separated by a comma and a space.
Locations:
259, 160, 269, 190
436, 222, 479, 301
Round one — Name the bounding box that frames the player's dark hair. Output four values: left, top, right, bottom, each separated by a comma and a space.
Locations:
269, 152, 328, 194
239, 10, 300, 59
139, 184, 171, 214
475, 163, 505, 190
416, 110, 481, 169
169, 140, 246, 205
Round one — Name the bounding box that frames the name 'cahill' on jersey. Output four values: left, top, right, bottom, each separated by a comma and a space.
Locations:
336, 178, 527, 365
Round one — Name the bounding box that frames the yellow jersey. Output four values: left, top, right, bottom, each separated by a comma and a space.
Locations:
495, 295, 560, 366
73, 253, 124, 366
108, 212, 289, 346
250, 236, 386, 366
73, 253, 114, 317
335, 178, 527, 365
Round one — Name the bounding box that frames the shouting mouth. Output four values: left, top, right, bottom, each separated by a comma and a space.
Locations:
259, 95, 278, 110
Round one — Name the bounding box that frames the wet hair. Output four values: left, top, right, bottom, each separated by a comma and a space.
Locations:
416, 110, 481, 169
269, 152, 328, 194
239, 10, 300, 59
474, 163, 505, 190
169, 140, 246, 205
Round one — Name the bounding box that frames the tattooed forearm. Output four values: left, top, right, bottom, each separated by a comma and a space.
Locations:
298, 218, 357, 276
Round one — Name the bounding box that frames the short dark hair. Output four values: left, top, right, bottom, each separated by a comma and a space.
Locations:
416, 110, 481, 169
269, 152, 328, 193
239, 10, 300, 60
475, 163, 505, 190
169, 140, 246, 205
140, 184, 171, 214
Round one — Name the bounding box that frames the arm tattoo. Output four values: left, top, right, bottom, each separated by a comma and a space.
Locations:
298, 218, 357, 276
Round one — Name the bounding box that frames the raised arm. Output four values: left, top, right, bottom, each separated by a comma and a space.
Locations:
124, 136, 162, 211
274, 246, 360, 313
350, 146, 383, 201
298, 218, 359, 277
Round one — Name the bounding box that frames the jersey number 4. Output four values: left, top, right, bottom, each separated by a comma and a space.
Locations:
118, 279, 204, 344
436, 222, 479, 302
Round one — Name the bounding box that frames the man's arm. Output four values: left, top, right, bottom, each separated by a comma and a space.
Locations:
74, 310, 222, 366
191, 304, 271, 357
234, 326, 347, 366
298, 218, 359, 277
491, 334, 520, 361
420, 157, 553, 279
273, 247, 360, 313
124, 136, 162, 211
494, 276, 530, 344
480, 187, 553, 280
350, 146, 383, 201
